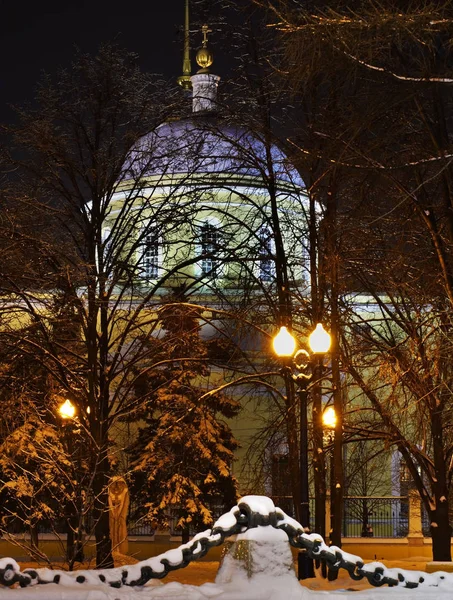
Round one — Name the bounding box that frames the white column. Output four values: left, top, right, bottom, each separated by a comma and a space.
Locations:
191, 73, 220, 113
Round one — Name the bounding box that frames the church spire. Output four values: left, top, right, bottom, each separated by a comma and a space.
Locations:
177, 0, 192, 90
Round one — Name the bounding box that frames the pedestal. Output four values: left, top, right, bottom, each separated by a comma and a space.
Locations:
216, 526, 296, 583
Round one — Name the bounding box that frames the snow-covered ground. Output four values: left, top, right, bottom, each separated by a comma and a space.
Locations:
0, 573, 452, 600
0, 550, 450, 599
0, 555, 451, 600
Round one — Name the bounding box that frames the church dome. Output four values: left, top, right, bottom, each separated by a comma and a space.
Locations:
123, 116, 305, 190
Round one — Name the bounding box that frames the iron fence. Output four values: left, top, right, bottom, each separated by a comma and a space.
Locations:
343, 496, 408, 538
0, 496, 420, 539
271, 495, 409, 538
127, 503, 228, 537
127, 503, 154, 536
127, 518, 155, 537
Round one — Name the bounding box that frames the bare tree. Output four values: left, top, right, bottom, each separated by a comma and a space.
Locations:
261, 0, 453, 561
0, 45, 199, 567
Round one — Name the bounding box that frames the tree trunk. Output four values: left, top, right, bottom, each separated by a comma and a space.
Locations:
66, 519, 75, 569
30, 524, 38, 550
92, 446, 113, 568
324, 178, 343, 582
360, 500, 370, 537
66, 514, 84, 570
182, 526, 190, 544
431, 511, 452, 562
86, 266, 114, 569
430, 409, 452, 561
93, 432, 114, 569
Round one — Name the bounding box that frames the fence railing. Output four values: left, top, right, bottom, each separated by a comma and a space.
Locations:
127, 518, 154, 537
0, 496, 421, 539
271, 495, 409, 538
343, 496, 408, 538
127, 503, 228, 538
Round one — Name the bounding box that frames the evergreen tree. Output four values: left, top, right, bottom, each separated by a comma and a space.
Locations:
127, 288, 239, 540
0, 286, 90, 568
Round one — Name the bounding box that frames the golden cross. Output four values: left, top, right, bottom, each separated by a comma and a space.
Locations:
201, 24, 212, 47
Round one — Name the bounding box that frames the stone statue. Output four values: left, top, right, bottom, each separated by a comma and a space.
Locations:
108, 476, 130, 555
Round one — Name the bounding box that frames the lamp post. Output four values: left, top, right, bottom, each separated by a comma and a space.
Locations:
58, 398, 85, 566
273, 323, 331, 580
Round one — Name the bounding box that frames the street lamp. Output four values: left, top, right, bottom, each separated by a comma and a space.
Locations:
273, 323, 331, 579
59, 399, 76, 420
57, 398, 85, 564
272, 325, 297, 356
322, 407, 336, 430
309, 324, 332, 355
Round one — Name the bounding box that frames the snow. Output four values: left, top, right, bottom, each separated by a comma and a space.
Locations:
213, 508, 239, 532
2, 575, 453, 600
238, 496, 275, 516
340, 49, 453, 84
0, 560, 19, 575
234, 525, 288, 542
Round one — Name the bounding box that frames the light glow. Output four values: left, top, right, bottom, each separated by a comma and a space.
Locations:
59, 399, 76, 420
323, 406, 336, 429
273, 326, 297, 357
308, 323, 331, 354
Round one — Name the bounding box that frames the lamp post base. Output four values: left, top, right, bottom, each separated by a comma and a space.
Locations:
297, 550, 315, 580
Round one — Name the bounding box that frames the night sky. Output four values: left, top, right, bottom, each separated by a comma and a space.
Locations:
0, 0, 217, 124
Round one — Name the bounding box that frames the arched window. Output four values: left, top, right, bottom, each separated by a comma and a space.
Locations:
139, 225, 160, 280
258, 226, 275, 282
200, 221, 222, 277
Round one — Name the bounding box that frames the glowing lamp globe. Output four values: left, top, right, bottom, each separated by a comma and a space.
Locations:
273, 326, 297, 357
308, 323, 331, 354
323, 407, 337, 429
59, 399, 76, 420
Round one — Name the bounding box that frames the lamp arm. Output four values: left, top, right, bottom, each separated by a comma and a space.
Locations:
280, 366, 313, 385
294, 372, 313, 384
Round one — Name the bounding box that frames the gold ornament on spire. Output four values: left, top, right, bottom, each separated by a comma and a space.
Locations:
177, 0, 192, 90
196, 24, 214, 72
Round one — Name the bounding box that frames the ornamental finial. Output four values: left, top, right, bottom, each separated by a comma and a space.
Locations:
196, 23, 214, 72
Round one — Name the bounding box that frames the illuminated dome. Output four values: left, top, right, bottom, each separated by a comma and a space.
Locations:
123, 116, 305, 189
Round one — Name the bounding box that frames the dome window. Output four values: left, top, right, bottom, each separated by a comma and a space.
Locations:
200, 221, 222, 278
138, 225, 161, 280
